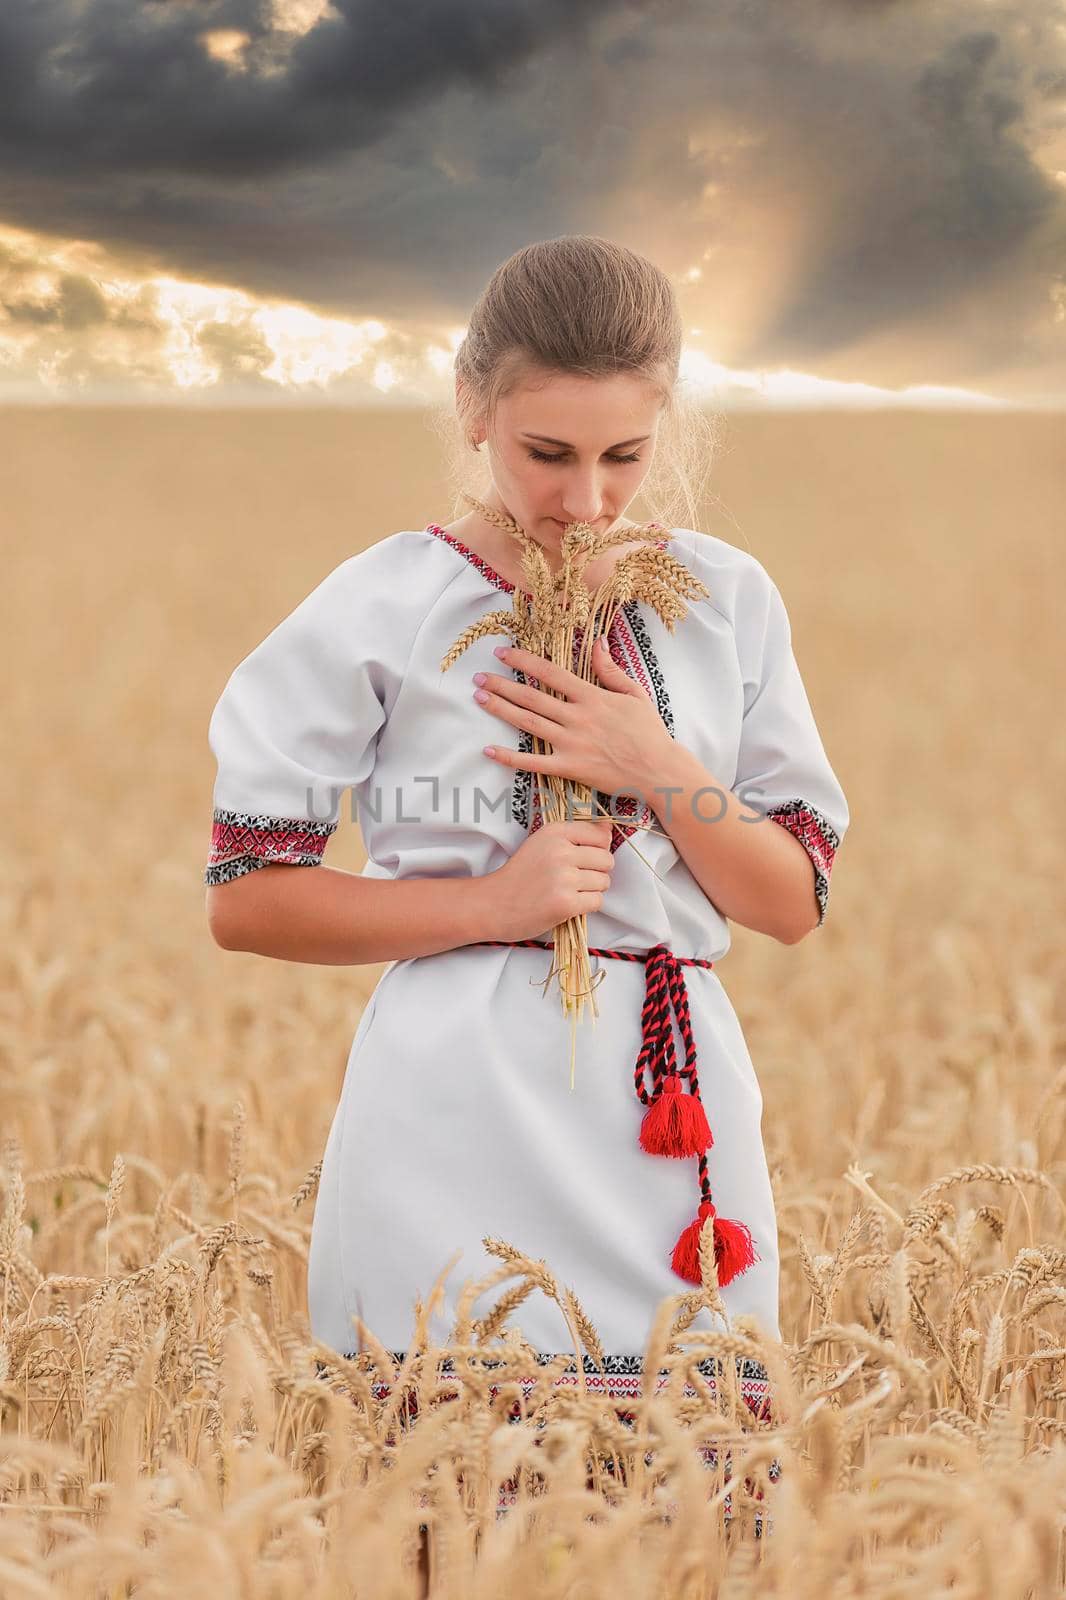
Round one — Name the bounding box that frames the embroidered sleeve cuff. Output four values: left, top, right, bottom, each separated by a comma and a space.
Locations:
204, 807, 337, 887
764, 799, 841, 927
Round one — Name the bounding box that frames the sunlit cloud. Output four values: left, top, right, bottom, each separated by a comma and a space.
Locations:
270, 0, 339, 35
678, 347, 1016, 411
0, 223, 1049, 410
198, 30, 252, 72
0, 224, 434, 403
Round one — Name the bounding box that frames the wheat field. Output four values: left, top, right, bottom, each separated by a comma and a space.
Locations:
1, 404, 1064, 1596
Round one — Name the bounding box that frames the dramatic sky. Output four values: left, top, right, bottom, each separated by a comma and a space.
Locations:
0, 0, 1063, 407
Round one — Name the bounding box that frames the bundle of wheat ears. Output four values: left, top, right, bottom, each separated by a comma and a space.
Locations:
440, 492, 711, 1088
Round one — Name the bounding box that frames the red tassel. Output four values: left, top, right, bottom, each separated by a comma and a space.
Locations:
713, 1215, 759, 1285
639, 1073, 712, 1158
670, 1199, 759, 1287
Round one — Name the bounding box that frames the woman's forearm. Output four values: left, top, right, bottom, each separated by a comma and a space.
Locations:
634, 743, 821, 944
206, 862, 507, 965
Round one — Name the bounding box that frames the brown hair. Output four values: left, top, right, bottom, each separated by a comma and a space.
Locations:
429, 235, 720, 532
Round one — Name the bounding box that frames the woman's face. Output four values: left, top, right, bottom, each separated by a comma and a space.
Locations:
476, 370, 662, 538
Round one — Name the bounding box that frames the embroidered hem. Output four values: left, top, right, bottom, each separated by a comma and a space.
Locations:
315, 1349, 780, 1524
339, 1347, 773, 1414
765, 798, 842, 924
204, 806, 336, 887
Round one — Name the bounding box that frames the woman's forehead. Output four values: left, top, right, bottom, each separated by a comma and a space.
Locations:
500, 372, 664, 434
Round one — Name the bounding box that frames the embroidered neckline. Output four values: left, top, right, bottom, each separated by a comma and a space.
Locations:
425, 521, 672, 597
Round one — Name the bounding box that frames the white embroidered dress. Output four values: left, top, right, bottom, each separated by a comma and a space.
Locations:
204, 522, 848, 1405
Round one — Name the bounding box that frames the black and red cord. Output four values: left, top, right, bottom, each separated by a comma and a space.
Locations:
471, 938, 759, 1287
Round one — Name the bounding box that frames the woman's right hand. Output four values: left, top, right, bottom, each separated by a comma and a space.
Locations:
483, 816, 617, 942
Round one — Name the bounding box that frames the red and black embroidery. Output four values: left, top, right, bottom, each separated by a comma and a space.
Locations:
764, 799, 841, 924
204, 806, 335, 887
317, 1348, 780, 1522
338, 1347, 773, 1412
425, 524, 675, 857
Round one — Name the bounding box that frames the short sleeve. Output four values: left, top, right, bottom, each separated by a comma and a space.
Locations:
204, 552, 394, 888
731, 571, 849, 927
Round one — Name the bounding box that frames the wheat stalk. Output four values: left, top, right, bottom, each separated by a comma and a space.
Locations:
438, 494, 710, 1087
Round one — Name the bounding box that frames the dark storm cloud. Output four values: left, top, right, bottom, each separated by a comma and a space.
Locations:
742, 26, 1064, 366
0, 0, 693, 310
0, 0, 651, 178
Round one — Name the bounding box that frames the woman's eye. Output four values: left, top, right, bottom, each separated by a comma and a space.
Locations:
527, 448, 642, 464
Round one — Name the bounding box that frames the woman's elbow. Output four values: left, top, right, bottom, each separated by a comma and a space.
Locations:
206, 884, 249, 950
779, 897, 823, 944
769, 882, 823, 944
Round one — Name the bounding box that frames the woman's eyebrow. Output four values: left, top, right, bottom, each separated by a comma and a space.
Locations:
520, 431, 651, 450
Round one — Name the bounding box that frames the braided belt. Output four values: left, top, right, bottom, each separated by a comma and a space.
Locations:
469, 939, 759, 1289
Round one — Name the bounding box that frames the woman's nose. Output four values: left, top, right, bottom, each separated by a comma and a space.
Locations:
560, 475, 606, 523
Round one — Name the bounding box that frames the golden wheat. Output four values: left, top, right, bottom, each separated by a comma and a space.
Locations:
1, 407, 1063, 1595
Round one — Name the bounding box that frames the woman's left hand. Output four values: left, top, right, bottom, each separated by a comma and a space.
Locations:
473, 639, 674, 799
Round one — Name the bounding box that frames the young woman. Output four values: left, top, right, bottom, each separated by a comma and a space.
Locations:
203, 236, 849, 1518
